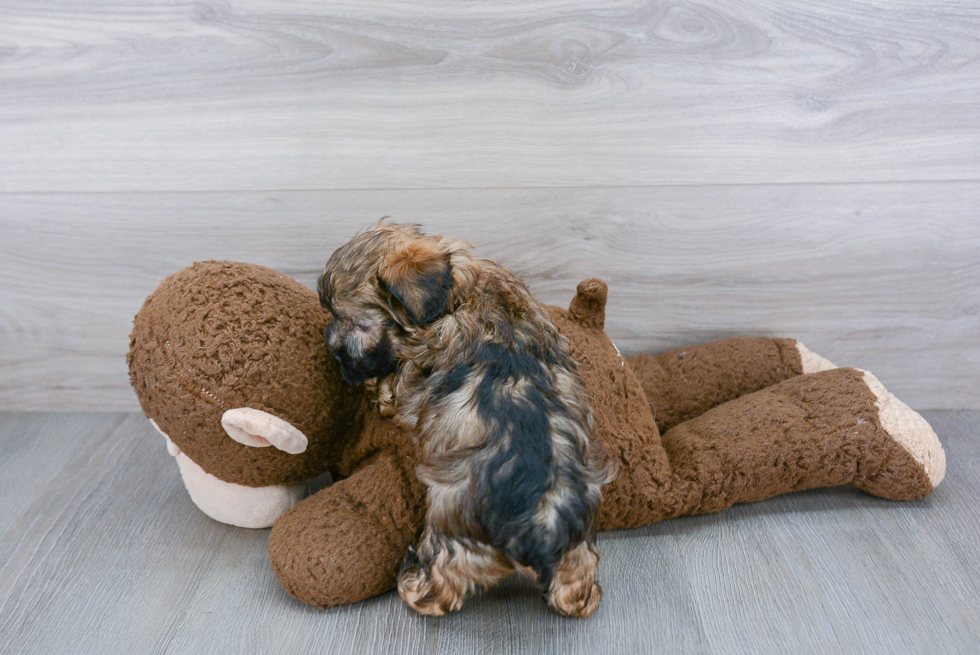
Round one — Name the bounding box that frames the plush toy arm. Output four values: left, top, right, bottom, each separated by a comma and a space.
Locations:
627, 337, 828, 433
268, 451, 426, 609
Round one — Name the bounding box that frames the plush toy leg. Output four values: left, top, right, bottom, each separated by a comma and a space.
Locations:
150, 419, 304, 529
657, 367, 944, 519
268, 452, 426, 609
858, 370, 945, 493
628, 338, 833, 433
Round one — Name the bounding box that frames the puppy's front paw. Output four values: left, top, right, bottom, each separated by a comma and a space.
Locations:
376, 377, 397, 418
377, 400, 397, 418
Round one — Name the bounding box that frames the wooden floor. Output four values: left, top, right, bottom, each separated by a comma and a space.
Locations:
0, 411, 977, 654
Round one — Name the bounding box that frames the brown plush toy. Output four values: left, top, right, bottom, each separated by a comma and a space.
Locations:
128, 261, 946, 610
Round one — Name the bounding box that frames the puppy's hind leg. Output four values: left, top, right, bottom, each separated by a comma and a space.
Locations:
397, 528, 513, 617
544, 541, 603, 618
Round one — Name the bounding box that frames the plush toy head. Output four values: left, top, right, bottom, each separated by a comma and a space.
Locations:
128, 261, 361, 487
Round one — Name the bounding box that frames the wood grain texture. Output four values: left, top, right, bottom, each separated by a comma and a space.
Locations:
1, 2, 976, 649
0, 411, 977, 654
2, 183, 978, 411
0, 413, 233, 654
668, 486, 972, 653
881, 411, 980, 647
1, 0, 979, 192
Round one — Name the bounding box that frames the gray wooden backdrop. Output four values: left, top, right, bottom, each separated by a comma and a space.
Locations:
1, 0, 978, 411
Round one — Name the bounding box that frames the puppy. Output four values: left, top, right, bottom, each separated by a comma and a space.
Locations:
318, 222, 613, 618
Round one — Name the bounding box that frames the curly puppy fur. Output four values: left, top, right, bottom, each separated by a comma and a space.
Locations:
318, 222, 613, 617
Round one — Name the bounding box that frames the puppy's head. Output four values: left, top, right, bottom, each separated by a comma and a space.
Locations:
318, 223, 469, 385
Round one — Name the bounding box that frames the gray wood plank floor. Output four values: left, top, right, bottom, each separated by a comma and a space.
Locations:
1, 411, 977, 655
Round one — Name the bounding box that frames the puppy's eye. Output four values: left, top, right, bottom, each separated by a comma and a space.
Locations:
346, 321, 376, 335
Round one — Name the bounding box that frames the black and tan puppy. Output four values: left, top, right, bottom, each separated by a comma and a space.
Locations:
318, 222, 613, 618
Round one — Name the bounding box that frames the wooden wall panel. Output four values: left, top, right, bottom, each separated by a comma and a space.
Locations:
1, 1, 977, 409
1, 0, 979, 192
1, 183, 977, 410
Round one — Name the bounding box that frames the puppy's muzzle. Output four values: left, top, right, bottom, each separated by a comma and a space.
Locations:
324, 320, 398, 385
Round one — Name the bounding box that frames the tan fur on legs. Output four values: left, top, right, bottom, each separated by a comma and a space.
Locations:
397, 529, 514, 617
545, 541, 603, 618
396, 561, 464, 617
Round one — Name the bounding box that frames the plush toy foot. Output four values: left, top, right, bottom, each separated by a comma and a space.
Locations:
151, 420, 304, 528
855, 370, 946, 493
795, 341, 837, 373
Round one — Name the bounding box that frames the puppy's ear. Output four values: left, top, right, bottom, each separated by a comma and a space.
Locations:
317, 270, 332, 310
378, 240, 452, 325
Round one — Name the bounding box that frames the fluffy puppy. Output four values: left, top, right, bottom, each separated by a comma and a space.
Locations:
318, 222, 613, 618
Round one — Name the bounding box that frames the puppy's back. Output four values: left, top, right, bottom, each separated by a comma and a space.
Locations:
400, 264, 607, 586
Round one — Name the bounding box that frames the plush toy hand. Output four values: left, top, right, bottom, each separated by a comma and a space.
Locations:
269, 449, 426, 608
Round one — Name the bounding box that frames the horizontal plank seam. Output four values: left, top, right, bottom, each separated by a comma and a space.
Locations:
1, 178, 979, 196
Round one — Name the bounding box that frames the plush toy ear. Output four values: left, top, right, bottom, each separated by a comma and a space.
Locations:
221, 408, 309, 454
378, 240, 452, 324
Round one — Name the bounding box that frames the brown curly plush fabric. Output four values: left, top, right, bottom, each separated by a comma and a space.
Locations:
549, 281, 933, 530
655, 368, 935, 512
269, 414, 425, 609
630, 337, 804, 434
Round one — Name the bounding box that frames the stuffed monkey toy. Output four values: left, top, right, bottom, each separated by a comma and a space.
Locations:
128, 261, 945, 609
